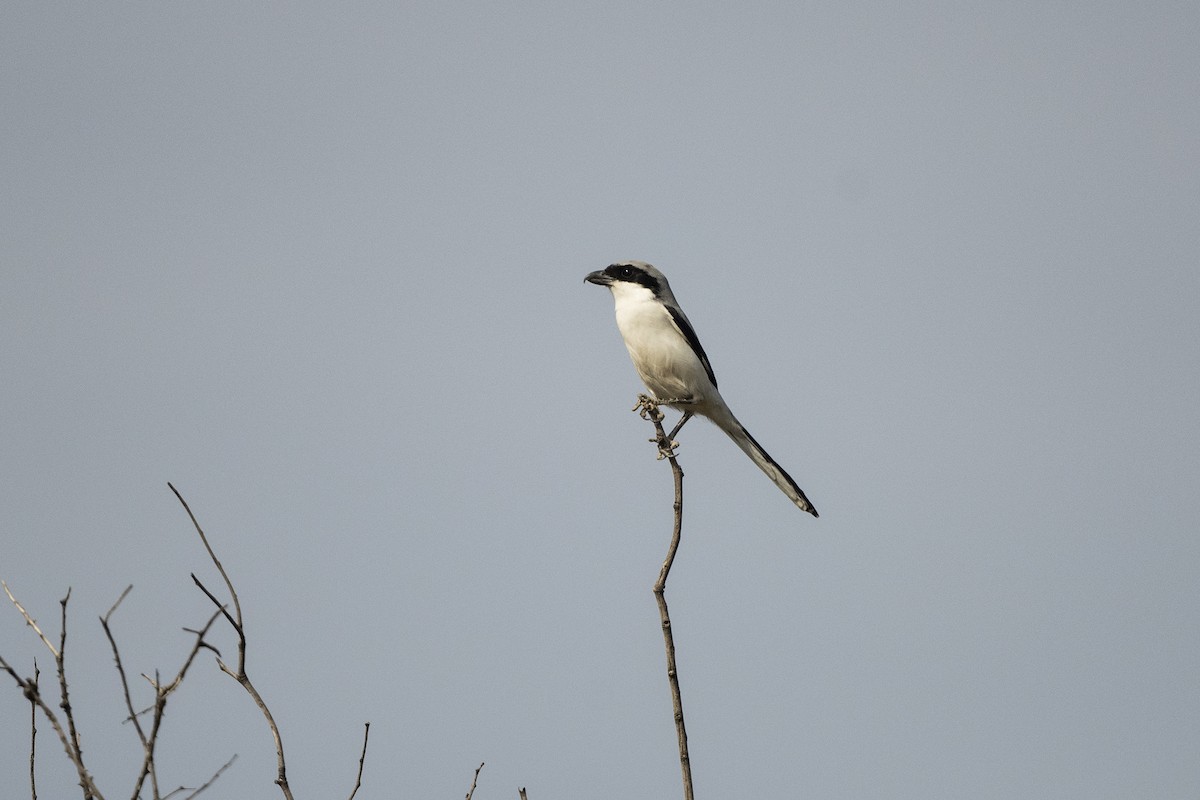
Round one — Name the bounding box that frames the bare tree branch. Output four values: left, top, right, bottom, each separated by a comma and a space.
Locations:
0, 657, 103, 799
5, 488, 364, 800
54, 589, 95, 800
346, 722, 370, 800
519, 788, 529, 799
3, 582, 59, 658
169, 482, 295, 800
465, 762, 484, 800
100, 587, 142, 725
634, 395, 695, 800
102, 582, 227, 800
0, 586, 105, 800
99, 585, 158, 797
168, 484, 242, 635
29, 661, 38, 800
187, 753, 238, 799
158, 753, 238, 800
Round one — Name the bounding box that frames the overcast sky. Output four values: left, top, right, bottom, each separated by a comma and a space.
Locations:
2, 3, 1198, 798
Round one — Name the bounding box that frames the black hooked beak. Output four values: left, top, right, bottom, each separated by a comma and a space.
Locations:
584, 269, 613, 286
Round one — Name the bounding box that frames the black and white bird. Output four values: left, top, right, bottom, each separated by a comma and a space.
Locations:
586, 260, 818, 517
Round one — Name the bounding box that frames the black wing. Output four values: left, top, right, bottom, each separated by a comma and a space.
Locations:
666, 305, 719, 389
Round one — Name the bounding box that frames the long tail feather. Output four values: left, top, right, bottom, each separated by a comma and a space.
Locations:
711, 408, 818, 517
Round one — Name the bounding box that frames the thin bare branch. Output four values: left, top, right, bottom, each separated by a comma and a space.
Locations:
142, 668, 168, 800
55, 588, 95, 800
635, 396, 695, 800
178, 753, 238, 800
103, 585, 133, 621
0, 652, 105, 799
169, 483, 243, 640
3, 581, 59, 658
170, 482, 294, 800
465, 762, 485, 800
4, 586, 103, 798
345, 722, 370, 800
100, 587, 147, 740
519, 788, 529, 800
126, 606, 226, 800
234, 665, 290, 797
189, 577, 241, 683
29, 662, 38, 800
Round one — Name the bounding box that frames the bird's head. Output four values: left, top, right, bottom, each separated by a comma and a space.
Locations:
585, 261, 671, 300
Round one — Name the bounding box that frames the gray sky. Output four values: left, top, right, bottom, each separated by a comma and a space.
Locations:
2, 3, 1198, 798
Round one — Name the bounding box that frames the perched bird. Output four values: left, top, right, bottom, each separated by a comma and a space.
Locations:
586, 261, 818, 517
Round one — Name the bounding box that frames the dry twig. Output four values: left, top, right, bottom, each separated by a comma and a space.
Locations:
4, 487, 365, 800
346, 722, 370, 800
169, 481, 297, 800
1, 585, 105, 800
100, 582, 226, 800
160, 753, 238, 800
634, 395, 695, 800
3, 582, 59, 657
57, 589, 87, 793
29, 661, 39, 800
465, 762, 485, 800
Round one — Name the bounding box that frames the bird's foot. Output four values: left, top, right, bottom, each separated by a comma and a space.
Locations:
653, 437, 681, 460
633, 394, 665, 422
632, 394, 695, 421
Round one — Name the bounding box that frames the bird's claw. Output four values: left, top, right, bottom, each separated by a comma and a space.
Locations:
655, 438, 681, 460
633, 393, 696, 421
633, 394, 664, 421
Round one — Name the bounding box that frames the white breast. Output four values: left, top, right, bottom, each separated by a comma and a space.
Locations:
610, 282, 716, 408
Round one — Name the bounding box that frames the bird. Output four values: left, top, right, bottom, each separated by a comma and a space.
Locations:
585, 260, 818, 517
